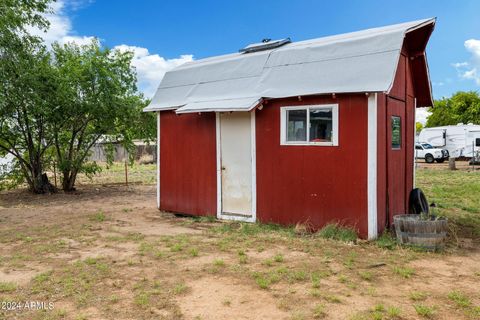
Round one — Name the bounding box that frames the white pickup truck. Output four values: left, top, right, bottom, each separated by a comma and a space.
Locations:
415, 143, 449, 163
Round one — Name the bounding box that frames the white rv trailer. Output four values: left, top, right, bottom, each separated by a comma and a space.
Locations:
418, 123, 480, 158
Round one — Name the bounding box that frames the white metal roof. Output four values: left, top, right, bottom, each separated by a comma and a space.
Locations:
144, 18, 435, 113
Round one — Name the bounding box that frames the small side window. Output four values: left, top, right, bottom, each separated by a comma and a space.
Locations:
287, 109, 307, 142
391, 116, 401, 149
415, 145, 422, 150
476, 138, 480, 147
281, 104, 338, 146
309, 108, 333, 142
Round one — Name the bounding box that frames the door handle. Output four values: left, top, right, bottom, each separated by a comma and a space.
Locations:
221, 166, 226, 170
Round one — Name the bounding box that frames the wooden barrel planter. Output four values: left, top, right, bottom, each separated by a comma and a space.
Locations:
394, 214, 448, 251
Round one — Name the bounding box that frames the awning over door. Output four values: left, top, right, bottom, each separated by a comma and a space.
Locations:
175, 97, 262, 114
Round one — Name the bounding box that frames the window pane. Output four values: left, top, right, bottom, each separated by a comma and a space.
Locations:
391, 116, 401, 149
287, 109, 307, 141
309, 108, 332, 142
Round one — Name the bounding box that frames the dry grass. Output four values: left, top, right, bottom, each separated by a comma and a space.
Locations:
0, 164, 479, 319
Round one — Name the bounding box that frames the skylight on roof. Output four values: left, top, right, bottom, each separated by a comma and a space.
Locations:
239, 38, 291, 53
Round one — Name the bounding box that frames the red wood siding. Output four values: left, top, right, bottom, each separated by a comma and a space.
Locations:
376, 93, 387, 234
389, 54, 406, 100
256, 95, 369, 237
160, 111, 217, 216
379, 43, 417, 227
386, 97, 407, 223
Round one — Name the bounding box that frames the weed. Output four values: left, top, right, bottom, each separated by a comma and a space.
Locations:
125, 232, 145, 242
277, 298, 292, 311
311, 273, 321, 288
173, 283, 188, 295
313, 303, 326, 318
134, 291, 150, 307
376, 232, 398, 250
139, 242, 155, 255
393, 266, 415, 278
213, 259, 225, 267
338, 274, 349, 283
33, 271, 52, 284
255, 276, 270, 289
317, 223, 357, 242
359, 271, 373, 281
274, 253, 284, 262
323, 294, 342, 303
409, 291, 428, 301
414, 304, 436, 318
386, 306, 401, 318
239, 255, 248, 264
289, 270, 308, 282
0, 281, 16, 292
372, 304, 385, 312
263, 258, 274, 266
310, 289, 321, 297
366, 287, 377, 296
222, 299, 231, 306
447, 290, 472, 308
343, 252, 357, 269
170, 243, 183, 252
90, 211, 106, 222
189, 247, 199, 257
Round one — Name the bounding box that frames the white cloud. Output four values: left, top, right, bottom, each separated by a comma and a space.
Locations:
114, 45, 193, 97
453, 39, 480, 85
27, 0, 95, 46
58, 35, 97, 46
27, 1, 193, 97
416, 107, 431, 126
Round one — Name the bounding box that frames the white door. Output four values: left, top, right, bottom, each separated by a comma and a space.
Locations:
219, 112, 255, 220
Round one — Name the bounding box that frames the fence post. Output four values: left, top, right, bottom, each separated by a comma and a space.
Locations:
125, 160, 128, 186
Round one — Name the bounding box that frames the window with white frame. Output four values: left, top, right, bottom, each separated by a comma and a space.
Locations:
280, 104, 339, 146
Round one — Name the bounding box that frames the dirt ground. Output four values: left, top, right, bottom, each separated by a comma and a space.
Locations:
1, 184, 479, 320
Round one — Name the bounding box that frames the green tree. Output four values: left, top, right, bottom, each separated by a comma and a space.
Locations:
0, 0, 58, 193
1, 1, 151, 193
51, 40, 145, 191
426, 91, 480, 127
416, 122, 424, 133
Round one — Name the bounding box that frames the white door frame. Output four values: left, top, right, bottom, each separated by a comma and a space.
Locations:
367, 93, 378, 240
216, 111, 256, 222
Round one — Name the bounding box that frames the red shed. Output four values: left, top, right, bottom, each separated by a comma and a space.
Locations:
144, 18, 435, 239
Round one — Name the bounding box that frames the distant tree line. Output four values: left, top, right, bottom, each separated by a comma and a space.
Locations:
0, 0, 156, 193
426, 91, 480, 128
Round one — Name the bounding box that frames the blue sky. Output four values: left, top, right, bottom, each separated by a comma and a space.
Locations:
38, 0, 480, 122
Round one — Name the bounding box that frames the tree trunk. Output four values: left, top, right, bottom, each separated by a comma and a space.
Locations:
30, 164, 56, 194
62, 170, 77, 192
448, 157, 457, 171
